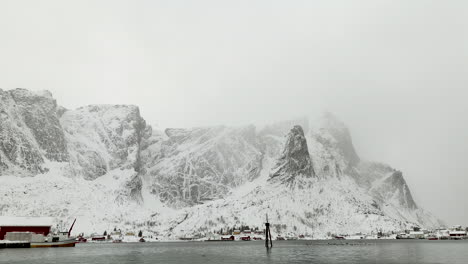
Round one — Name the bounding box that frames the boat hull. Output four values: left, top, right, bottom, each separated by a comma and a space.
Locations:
31, 239, 77, 248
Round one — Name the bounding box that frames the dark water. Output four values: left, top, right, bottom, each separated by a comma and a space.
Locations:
1, 240, 467, 264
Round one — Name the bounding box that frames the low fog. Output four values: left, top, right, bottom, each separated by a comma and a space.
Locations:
1, 0, 467, 225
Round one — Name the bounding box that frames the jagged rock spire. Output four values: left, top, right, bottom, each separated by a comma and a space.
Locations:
270, 125, 315, 186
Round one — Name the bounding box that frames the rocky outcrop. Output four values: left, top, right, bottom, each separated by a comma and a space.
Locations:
60, 105, 147, 181
359, 161, 418, 210
270, 125, 314, 186
142, 125, 263, 207
383, 171, 418, 209
0, 89, 68, 175
258, 118, 309, 160
9, 89, 68, 162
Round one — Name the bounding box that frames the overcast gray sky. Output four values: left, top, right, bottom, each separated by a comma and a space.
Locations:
1, 0, 467, 225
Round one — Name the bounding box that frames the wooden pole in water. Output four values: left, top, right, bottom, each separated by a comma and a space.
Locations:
265, 214, 272, 248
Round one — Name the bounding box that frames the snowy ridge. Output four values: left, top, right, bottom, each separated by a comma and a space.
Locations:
0, 89, 443, 238
60, 104, 147, 180
142, 125, 263, 207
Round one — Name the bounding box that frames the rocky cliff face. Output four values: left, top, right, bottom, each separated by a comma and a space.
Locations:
59, 104, 148, 203
358, 162, 418, 210
60, 104, 147, 181
270, 125, 314, 186
0, 88, 442, 236
0, 88, 68, 176
142, 125, 263, 207
307, 113, 360, 179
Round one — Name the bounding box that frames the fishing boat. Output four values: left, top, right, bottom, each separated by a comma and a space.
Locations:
31, 238, 77, 248
28, 223, 77, 248
0, 217, 77, 248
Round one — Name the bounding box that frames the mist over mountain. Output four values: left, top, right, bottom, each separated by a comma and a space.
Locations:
0, 88, 442, 237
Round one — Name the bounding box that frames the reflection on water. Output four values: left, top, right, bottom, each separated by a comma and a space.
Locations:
1, 240, 467, 264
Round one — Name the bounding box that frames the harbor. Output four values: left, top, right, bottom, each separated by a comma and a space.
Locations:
3, 239, 468, 264
2, 216, 468, 248
0, 216, 76, 248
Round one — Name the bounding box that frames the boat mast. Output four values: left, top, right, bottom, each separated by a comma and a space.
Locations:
68, 218, 76, 238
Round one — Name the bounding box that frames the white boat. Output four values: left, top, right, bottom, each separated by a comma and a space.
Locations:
31, 238, 77, 248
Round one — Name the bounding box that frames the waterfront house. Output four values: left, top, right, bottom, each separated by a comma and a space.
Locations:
0, 216, 53, 241
409, 231, 425, 239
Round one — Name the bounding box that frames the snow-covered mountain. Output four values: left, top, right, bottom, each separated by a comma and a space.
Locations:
0, 88, 442, 237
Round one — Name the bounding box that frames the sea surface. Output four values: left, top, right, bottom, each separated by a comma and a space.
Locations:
1, 240, 467, 264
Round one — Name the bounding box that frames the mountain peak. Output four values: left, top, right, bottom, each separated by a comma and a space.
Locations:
270, 125, 315, 186
313, 112, 360, 168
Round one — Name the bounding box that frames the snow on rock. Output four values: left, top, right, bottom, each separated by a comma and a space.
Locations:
0, 162, 174, 235
159, 121, 441, 239
357, 161, 442, 228
270, 125, 315, 187
0, 88, 443, 237
60, 105, 147, 181
310, 112, 360, 170
142, 125, 263, 207
0, 88, 68, 176
160, 167, 421, 239
0, 216, 54, 227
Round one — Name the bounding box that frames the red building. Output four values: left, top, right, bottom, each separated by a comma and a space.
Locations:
0, 217, 53, 240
